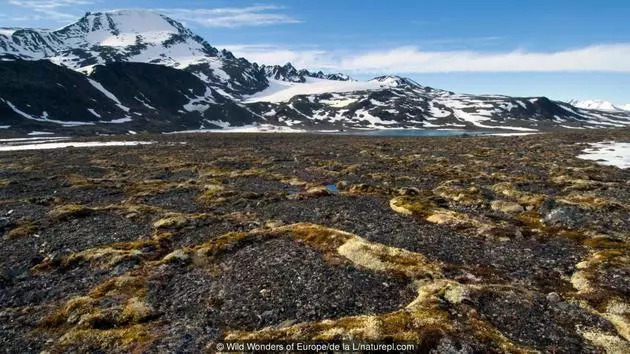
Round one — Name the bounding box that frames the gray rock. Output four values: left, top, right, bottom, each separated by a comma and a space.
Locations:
540, 200, 585, 229
546, 292, 562, 303
0, 217, 11, 231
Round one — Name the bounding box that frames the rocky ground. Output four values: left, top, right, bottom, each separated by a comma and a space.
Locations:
0, 130, 628, 353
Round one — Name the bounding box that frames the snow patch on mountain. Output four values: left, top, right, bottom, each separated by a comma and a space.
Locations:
87, 78, 130, 112
568, 99, 623, 112
244, 78, 392, 103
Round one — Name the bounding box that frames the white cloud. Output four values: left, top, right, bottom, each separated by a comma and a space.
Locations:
223, 43, 630, 73
7, 0, 92, 21
221, 44, 331, 68
160, 6, 300, 28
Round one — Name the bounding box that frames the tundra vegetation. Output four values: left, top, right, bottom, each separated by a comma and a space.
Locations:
0, 130, 629, 353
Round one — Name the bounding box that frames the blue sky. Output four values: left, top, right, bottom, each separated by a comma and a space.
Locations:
2, 0, 630, 103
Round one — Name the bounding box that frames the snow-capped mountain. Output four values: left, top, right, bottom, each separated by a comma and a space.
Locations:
244, 76, 630, 131
1, 9, 630, 134
0, 10, 213, 68
0, 10, 268, 97
567, 99, 627, 112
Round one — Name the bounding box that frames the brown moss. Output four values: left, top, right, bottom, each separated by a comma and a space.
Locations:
196, 183, 225, 204
389, 193, 439, 218
65, 174, 98, 189
584, 237, 629, 250
285, 223, 352, 256
89, 275, 148, 298
344, 183, 389, 196
58, 247, 144, 270
194, 231, 251, 259
5, 222, 37, 239
491, 182, 545, 207
287, 186, 333, 200
433, 180, 485, 206
551, 175, 599, 190
558, 192, 623, 210
55, 324, 155, 353
49, 204, 92, 220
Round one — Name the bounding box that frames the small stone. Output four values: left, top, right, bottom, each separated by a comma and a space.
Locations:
546, 292, 562, 303
541, 203, 585, 229
397, 187, 420, 196
0, 217, 11, 230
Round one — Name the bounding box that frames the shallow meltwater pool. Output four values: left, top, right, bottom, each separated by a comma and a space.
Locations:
325, 184, 339, 193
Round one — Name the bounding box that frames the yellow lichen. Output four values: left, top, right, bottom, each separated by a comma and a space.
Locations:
337, 236, 442, 279
581, 330, 630, 354
121, 297, 155, 323
153, 214, 188, 229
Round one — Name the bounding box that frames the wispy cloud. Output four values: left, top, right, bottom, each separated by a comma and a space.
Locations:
221, 44, 329, 68
7, 0, 92, 21
223, 43, 630, 73
160, 5, 300, 28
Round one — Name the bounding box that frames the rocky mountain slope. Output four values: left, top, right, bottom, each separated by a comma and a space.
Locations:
1, 10, 630, 134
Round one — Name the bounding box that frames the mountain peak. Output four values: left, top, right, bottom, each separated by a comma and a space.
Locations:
371, 75, 420, 87
0, 8, 221, 69
59, 9, 190, 46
